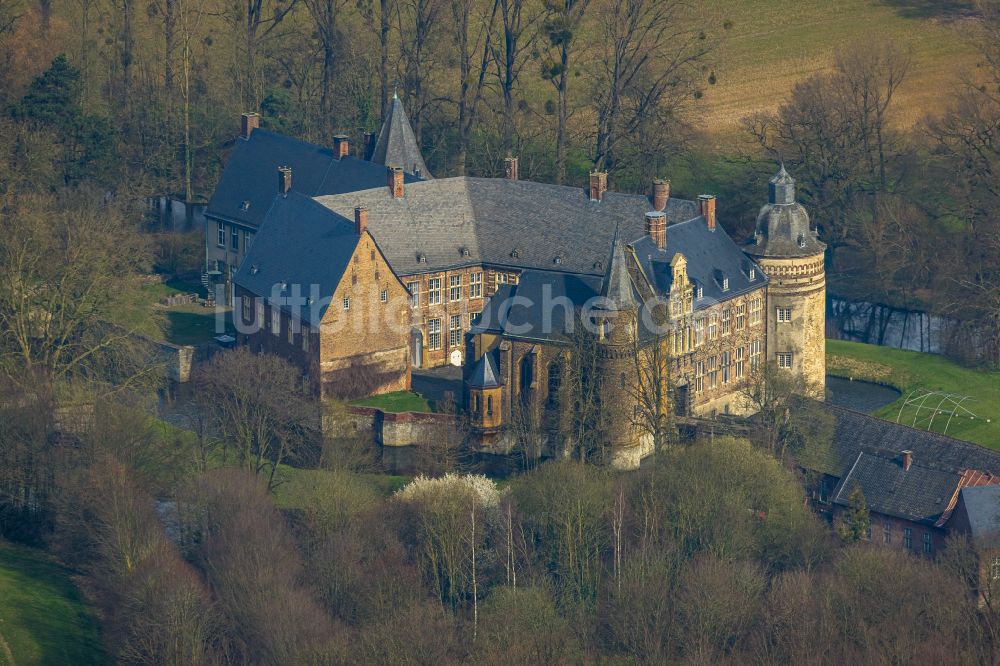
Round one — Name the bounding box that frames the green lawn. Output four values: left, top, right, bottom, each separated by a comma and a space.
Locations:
273, 466, 411, 509
0, 542, 104, 666
827, 340, 1000, 450
350, 391, 434, 414
109, 279, 232, 346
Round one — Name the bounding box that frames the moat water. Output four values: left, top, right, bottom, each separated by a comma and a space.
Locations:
825, 375, 901, 413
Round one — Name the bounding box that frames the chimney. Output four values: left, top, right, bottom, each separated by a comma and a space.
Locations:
902, 450, 913, 471
387, 166, 404, 198
355, 206, 368, 235
646, 211, 667, 250
240, 112, 259, 139
699, 194, 716, 231
333, 134, 350, 159
652, 179, 670, 212
277, 166, 292, 195
504, 156, 519, 181
363, 131, 377, 160
589, 171, 608, 202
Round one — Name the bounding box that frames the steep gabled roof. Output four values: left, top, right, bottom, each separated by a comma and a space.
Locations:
233, 192, 359, 325
954, 485, 1000, 542
315, 177, 699, 277
370, 95, 432, 178
207, 128, 421, 228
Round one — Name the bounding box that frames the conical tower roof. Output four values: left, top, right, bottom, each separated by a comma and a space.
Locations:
600, 224, 639, 311
370, 94, 432, 178
467, 353, 500, 388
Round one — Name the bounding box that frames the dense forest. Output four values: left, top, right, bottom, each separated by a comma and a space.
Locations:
0, 1, 1000, 663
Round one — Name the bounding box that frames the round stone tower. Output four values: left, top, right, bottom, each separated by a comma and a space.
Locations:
746, 165, 826, 393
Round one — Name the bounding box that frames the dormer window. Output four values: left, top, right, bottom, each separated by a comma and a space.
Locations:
250, 265, 259, 275
554, 256, 562, 265
417, 253, 427, 264
749, 268, 756, 280
511, 249, 519, 259
722, 277, 729, 291
240, 200, 251, 211
797, 234, 806, 248
594, 261, 603, 271
694, 285, 703, 299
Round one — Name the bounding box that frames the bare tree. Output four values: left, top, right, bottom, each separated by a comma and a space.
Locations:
451, 0, 497, 174
223, 0, 301, 111
193, 348, 319, 491
395, 0, 445, 142
304, 0, 350, 139
541, 0, 589, 183
591, 0, 711, 174
489, 0, 542, 154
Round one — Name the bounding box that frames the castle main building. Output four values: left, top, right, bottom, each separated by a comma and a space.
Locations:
206, 99, 825, 467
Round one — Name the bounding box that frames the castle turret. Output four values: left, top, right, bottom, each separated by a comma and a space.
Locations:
746, 165, 826, 392
369, 93, 432, 178
595, 228, 649, 469
466, 351, 504, 445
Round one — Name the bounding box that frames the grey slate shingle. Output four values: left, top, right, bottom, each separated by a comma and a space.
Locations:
369, 95, 432, 178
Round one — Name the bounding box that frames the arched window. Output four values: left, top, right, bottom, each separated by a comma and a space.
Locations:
547, 362, 561, 406
487, 395, 493, 416
620, 372, 627, 389
520, 356, 534, 403
472, 393, 480, 416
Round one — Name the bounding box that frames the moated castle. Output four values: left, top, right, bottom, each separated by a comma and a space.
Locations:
205, 98, 825, 468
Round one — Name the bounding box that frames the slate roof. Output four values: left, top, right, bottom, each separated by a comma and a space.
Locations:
632, 219, 766, 309
315, 177, 699, 277
232, 192, 359, 326
802, 404, 1000, 525
472, 271, 604, 343
370, 95, 432, 178
815, 404, 1000, 479
467, 352, 501, 388
206, 128, 421, 229
600, 226, 641, 311
956, 485, 1000, 542
832, 452, 964, 525
747, 166, 825, 258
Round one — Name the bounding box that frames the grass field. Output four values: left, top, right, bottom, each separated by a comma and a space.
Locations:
0, 542, 104, 666
695, 0, 982, 142
827, 339, 1000, 450
350, 391, 435, 413
110, 279, 232, 346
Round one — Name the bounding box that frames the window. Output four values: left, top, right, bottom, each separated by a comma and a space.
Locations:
735, 346, 745, 379
903, 528, 912, 550
922, 532, 932, 555
496, 273, 508, 290
380, 289, 388, 303
708, 314, 718, 340
256, 300, 264, 327
708, 355, 718, 389
487, 395, 493, 416
231, 226, 240, 250
247, 232, 255, 249
217, 222, 226, 247
449, 314, 462, 347
242, 295, 252, 323
287, 318, 295, 344
991, 557, 1000, 580
735, 305, 746, 331
408, 282, 420, 308
302, 330, 310, 353
749, 267, 756, 280
695, 319, 705, 347
866, 525, 873, 541
696, 285, 703, 299
777, 307, 792, 323
547, 363, 561, 406
883, 521, 891, 544
721, 351, 731, 385
721, 308, 731, 335
750, 340, 762, 368
449, 275, 462, 301
777, 352, 793, 369
749, 298, 762, 325
428, 319, 442, 350
722, 277, 729, 291
470, 309, 482, 324
343, 297, 350, 311
271, 308, 280, 335
470, 272, 483, 298
695, 360, 705, 393
428, 278, 442, 305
